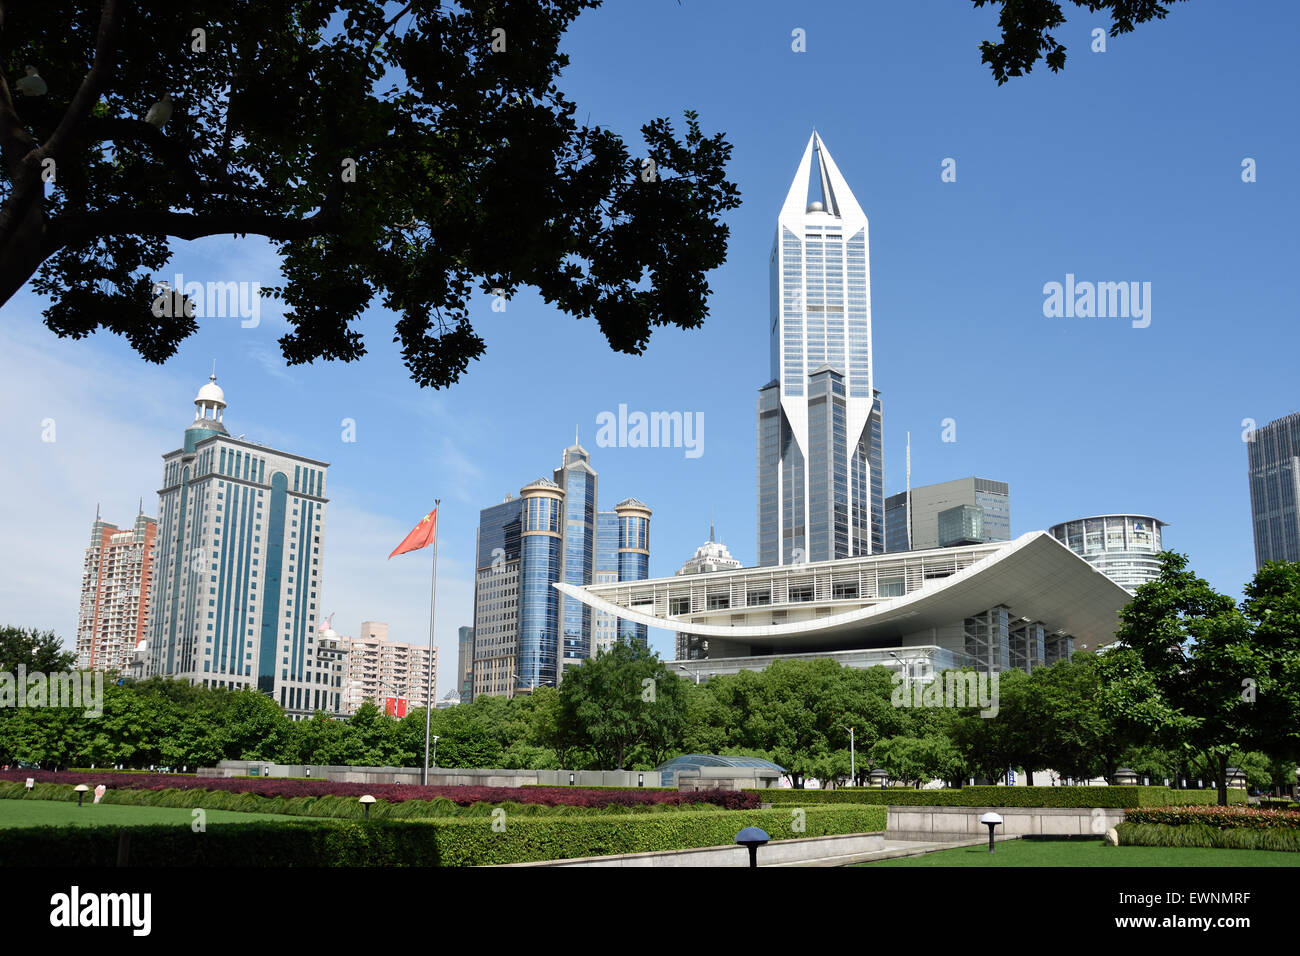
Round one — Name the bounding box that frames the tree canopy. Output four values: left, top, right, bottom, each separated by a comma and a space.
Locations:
1, 0, 739, 387
972, 0, 1189, 84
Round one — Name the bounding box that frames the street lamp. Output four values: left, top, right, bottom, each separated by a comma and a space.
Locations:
670, 662, 700, 685
74, 784, 89, 808
359, 794, 376, 820
735, 827, 770, 868
840, 725, 856, 786
979, 812, 1003, 853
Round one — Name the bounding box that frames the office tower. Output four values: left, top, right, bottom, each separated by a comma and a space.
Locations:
471, 495, 522, 700
457, 625, 474, 700
613, 498, 652, 645
592, 509, 622, 656
554, 442, 598, 676
76, 510, 157, 672
471, 442, 649, 697
758, 132, 883, 567
518, 475, 565, 690
1049, 514, 1167, 592
148, 374, 343, 718
1248, 412, 1300, 567
340, 621, 436, 715
884, 478, 1011, 552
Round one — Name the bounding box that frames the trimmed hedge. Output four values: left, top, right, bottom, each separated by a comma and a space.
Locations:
0, 782, 737, 819
0, 805, 888, 866
1124, 805, 1300, 831
0, 821, 442, 866
748, 786, 1247, 808
1116, 821, 1300, 853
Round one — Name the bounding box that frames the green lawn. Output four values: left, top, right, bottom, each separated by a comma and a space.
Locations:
861, 838, 1299, 867
0, 798, 320, 829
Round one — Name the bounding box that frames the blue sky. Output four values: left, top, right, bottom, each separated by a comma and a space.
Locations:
3, 0, 1297, 695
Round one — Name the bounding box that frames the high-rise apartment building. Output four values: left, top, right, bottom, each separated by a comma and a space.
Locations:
340, 621, 436, 715
884, 478, 1011, 552
471, 442, 650, 698
758, 132, 883, 567
76, 511, 157, 672
148, 375, 343, 718
1248, 412, 1300, 567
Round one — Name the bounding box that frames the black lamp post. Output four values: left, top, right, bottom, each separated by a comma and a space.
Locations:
735, 826, 771, 868
979, 812, 1003, 853
74, 784, 89, 808
359, 794, 376, 820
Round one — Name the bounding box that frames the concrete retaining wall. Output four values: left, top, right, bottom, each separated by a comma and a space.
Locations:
887, 805, 1125, 842
504, 832, 886, 867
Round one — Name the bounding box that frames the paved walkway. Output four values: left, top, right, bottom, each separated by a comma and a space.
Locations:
768, 834, 1022, 867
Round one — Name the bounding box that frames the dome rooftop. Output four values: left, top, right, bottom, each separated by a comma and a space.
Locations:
195, 373, 226, 407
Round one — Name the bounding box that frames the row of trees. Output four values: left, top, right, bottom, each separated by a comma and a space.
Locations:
3, 553, 1297, 805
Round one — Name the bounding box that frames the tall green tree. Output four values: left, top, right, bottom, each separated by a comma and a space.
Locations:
1098, 551, 1281, 805
0, 1, 739, 387
551, 641, 685, 770
0, 625, 75, 672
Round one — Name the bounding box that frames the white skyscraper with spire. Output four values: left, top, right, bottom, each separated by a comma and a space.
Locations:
758, 132, 884, 566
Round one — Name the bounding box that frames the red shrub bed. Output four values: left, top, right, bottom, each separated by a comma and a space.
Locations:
0, 770, 758, 809
1125, 805, 1300, 831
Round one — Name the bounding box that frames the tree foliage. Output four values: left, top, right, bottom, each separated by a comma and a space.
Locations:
972, 0, 1189, 84
0, 0, 740, 387
0, 625, 76, 673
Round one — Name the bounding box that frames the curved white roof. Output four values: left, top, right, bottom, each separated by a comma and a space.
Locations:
557, 532, 1130, 651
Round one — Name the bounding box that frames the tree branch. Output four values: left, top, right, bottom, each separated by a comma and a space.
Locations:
42, 0, 123, 164
51, 207, 341, 250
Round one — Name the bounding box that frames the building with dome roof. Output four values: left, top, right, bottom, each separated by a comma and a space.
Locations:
148, 373, 342, 718
672, 524, 743, 660
470, 440, 650, 699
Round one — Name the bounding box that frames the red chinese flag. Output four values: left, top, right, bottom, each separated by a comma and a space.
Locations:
388, 507, 438, 559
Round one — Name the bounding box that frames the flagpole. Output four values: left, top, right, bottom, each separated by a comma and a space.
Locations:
422, 498, 440, 785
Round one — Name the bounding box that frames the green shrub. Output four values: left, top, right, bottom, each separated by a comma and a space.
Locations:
405, 804, 886, 866
1116, 821, 1300, 852
747, 786, 1246, 808
0, 805, 887, 866
0, 781, 778, 821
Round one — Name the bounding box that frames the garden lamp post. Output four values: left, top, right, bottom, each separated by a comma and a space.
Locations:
735, 827, 771, 868
979, 812, 1003, 853
840, 725, 855, 785
359, 794, 376, 820
74, 784, 89, 808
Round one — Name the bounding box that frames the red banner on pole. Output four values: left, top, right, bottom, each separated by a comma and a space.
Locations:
388, 507, 438, 559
